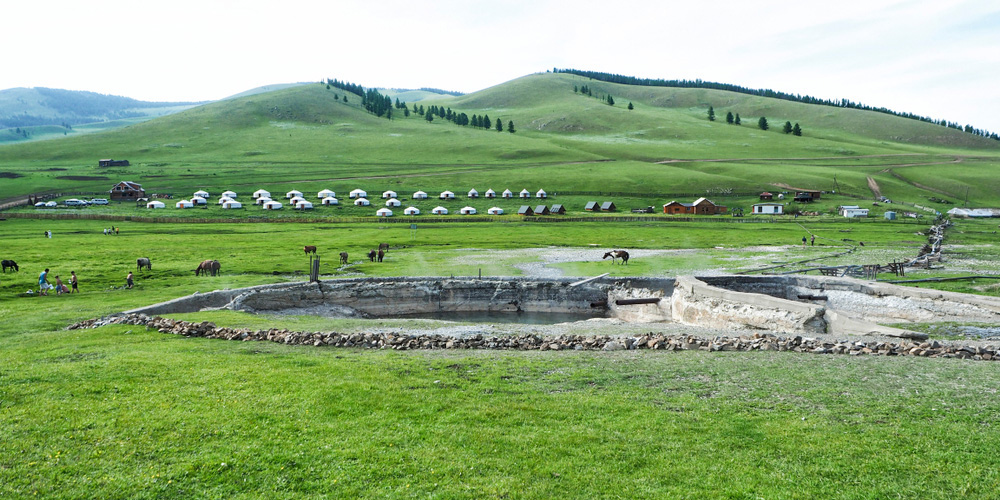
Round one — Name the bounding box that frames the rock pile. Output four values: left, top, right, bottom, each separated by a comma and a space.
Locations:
68, 313, 998, 361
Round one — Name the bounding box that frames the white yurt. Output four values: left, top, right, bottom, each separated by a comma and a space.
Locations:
194, 190, 210, 198
485, 189, 496, 198
460, 206, 477, 215
255, 197, 272, 205
317, 189, 335, 199
439, 190, 455, 199
519, 189, 531, 199
468, 188, 479, 198
404, 206, 420, 215
501, 189, 513, 199
412, 191, 428, 199
147, 200, 166, 209
536, 189, 547, 199
289, 196, 306, 206
191, 196, 207, 205
382, 190, 397, 199
354, 198, 371, 206
432, 206, 448, 215
349, 189, 367, 199
295, 201, 314, 210
487, 207, 504, 215
222, 200, 243, 209
262, 200, 283, 210
176, 200, 194, 209
385, 198, 401, 207
285, 190, 303, 199
217, 196, 234, 205
253, 189, 270, 199
321, 196, 339, 206
221, 190, 237, 199
376, 208, 393, 217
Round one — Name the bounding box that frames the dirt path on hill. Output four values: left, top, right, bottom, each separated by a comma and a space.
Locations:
867, 177, 882, 199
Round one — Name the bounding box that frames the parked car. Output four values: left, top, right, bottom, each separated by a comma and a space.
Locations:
34, 202, 47, 207
45, 201, 58, 207
64, 199, 89, 206
90, 198, 109, 205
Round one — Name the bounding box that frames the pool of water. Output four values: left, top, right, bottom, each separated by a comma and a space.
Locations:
386, 310, 605, 324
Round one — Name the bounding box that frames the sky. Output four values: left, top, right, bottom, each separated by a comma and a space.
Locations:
6, 0, 1000, 132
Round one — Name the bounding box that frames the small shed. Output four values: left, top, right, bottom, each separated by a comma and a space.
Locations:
194, 190, 210, 198
382, 190, 397, 199
752, 203, 784, 215
439, 190, 455, 199
354, 198, 371, 206
843, 208, 869, 218
884, 211, 897, 220
386, 198, 402, 207
536, 189, 547, 199
321, 196, 339, 206
487, 207, 504, 215
317, 189, 335, 199
263, 200, 283, 210
255, 197, 272, 205
550, 204, 566, 214
460, 206, 477, 215
376, 208, 393, 217
404, 207, 421, 215
468, 189, 479, 198
176, 200, 194, 209
191, 196, 208, 205
253, 189, 271, 199
432, 206, 448, 215
585, 201, 599, 211
794, 192, 816, 203
221, 190, 237, 199
349, 189, 367, 199
518, 206, 534, 216
501, 189, 513, 199
838, 205, 861, 216
534, 205, 550, 215
413, 191, 428, 199
222, 201, 243, 209
286, 190, 303, 199
295, 201, 314, 210
147, 200, 166, 209
519, 189, 531, 199
600, 202, 617, 212
759, 192, 774, 201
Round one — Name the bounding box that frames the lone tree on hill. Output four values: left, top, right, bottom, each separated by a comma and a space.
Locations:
735, 113, 741, 125
726, 111, 734, 124
793, 123, 802, 136
783, 121, 793, 134
758, 116, 769, 130
508, 120, 515, 133
708, 106, 715, 121
627, 102, 634, 110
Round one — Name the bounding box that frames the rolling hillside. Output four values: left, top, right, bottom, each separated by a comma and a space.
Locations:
0, 73, 998, 208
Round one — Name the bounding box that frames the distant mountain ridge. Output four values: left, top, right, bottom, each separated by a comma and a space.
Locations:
0, 87, 206, 129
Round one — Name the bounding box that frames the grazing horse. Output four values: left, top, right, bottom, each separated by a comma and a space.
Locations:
195, 259, 221, 276
340, 252, 348, 265
368, 250, 377, 262
378, 242, 390, 254
377, 249, 385, 262
1, 259, 18, 273
136, 257, 152, 271
303, 245, 317, 255
603, 250, 630, 265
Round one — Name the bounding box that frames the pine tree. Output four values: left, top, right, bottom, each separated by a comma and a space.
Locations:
758, 116, 769, 130
386, 107, 393, 120
708, 106, 715, 121
735, 114, 741, 125
343, 96, 348, 103
627, 102, 634, 111
573, 85, 578, 93
782, 121, 793, 134
726, 111, 734, 124
792, 123, 802, 136
496, 117, 503, 132
483, 114, 491, 129
508, 120, 515, 133
607, 95, 615, 106
404, 107, 410, 117
425, 111, 433, 122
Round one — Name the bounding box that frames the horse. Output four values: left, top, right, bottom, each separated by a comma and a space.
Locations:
303, 245, 317, 255
378, 242, 390, 253
603, 250, 630, 265
195, 259, 221, 276
377, 249, 385, 262
340, 252, 348, 265
1, 259, 18, 273
368, 250, 377, 262
136, 257, 152, 271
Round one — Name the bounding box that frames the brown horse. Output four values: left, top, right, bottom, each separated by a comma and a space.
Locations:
377, 249, 385, 262
378, 242, 390, 253
195, 259, 221, 276
340, 252, 349, 265
603, 250, 630, 265
368, 250, 377, 262
303, 245, 317, 254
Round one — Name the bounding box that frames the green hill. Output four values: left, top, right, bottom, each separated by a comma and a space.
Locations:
0, 73, 998, 208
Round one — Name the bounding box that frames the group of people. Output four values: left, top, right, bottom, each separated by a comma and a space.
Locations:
36, 268, 78, 295
103, 226, 119, 235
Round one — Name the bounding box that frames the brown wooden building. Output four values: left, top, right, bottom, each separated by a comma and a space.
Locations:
663, 197, 727, 215
110, 181, 145, 200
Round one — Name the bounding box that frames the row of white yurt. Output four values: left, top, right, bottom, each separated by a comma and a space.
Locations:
195, 190, 238, 199
371, 206, 501, 216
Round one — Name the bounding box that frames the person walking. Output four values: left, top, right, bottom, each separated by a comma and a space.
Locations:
126, 271, 134, 289
70, 271, 78, 293
810, 235, 815, 246
38, 268, 51, 295
802, 236, 807, 247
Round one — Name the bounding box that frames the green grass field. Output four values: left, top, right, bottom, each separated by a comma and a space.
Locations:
3, 73, 1000, 498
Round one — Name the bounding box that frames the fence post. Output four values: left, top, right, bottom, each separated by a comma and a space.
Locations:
310, 256, 320, 282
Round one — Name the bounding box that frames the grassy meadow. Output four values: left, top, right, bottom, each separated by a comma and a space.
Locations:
3, 72, 1000, 497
